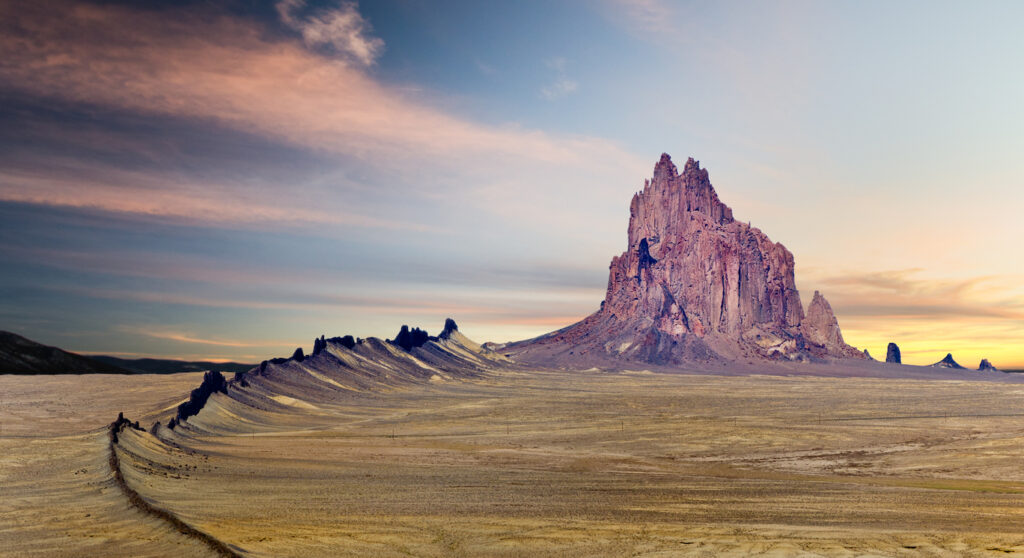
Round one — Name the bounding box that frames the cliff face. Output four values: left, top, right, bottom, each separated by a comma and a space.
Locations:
508, 154, 862, 365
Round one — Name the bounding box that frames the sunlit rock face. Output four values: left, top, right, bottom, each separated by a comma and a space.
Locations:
509, 154, 863, 365
801, 291, 864, 358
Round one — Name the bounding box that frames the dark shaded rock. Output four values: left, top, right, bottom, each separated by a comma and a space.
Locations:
312, 335, 325, 356
886, 342, 901, 364
932, 353, 965, 369
291, 347, 305, 362
233, 370, 249, 387
390, 325, 432, 351
635, 238, 657, 284
259, 360, 268, 374
175, 370, 228, 424
108, 412, 145, 443
978, 359, 998, 372
327, 335, 356, 349
863, 349, 874, 360
439, 318, 459, 339
168, 418, 177, 430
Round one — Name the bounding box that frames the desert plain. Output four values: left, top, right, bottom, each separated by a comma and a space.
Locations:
3, 357, 1024, 557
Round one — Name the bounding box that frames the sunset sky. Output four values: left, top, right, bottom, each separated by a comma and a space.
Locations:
1, 0, 1022, 367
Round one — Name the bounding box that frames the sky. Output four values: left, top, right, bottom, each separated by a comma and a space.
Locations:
1, 0, 1022, 367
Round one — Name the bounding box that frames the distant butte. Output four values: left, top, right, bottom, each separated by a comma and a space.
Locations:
931, 353, 966, 370
978, 359, 998, 372
506, 154, 864, 366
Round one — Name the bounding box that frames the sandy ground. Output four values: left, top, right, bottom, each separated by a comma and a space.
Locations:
5, 365, 1024, 556
0, 372, 220, 557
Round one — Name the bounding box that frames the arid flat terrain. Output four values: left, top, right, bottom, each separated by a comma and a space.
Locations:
4, 362, 1024, 557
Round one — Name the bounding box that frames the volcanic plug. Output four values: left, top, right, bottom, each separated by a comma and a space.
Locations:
508, 154, 863, 365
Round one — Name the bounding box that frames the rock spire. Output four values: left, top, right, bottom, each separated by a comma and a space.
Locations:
886, 342, 901, 364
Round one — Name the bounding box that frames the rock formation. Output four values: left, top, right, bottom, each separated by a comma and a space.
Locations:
171, 370, 228, 427
439, 318, 459, 339
886, 342, 901, 364
801, 291, 863, 358
390, 325, 431, 351
312, 335, 326, 356
978, 359, 998, 372
506, 154, 863, 364
931, 353, 965, 369
390, 320, 461, 351
863, 349, 874, 360
328, 335, 357, 349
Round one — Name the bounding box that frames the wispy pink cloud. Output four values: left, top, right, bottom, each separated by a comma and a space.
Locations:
0, 2, 635, 165
0, 165, 431, 230
129, 329, 282, 348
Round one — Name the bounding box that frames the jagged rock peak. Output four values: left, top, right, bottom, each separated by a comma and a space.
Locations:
629, 154, 734, 247
390, 325, 431, 351
327, 335, 356, 349
174, 370, 228, 426
439, 318, 459, 339
886, 342, 901, 364
391, 319, 461, 350
312, 335, 326, 356
506, 153, 863, 365
978, 358, 998, 371
291, 347, 305, 362
932, 353, 965, 369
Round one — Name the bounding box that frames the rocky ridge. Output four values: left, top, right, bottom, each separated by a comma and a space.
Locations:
507, 154, 863, 365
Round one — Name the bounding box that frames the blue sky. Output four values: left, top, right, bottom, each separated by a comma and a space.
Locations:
1, 0, 1022, 366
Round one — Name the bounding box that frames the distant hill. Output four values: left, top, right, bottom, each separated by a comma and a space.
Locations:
90, 356, 255, 375
0, 331, 129, 374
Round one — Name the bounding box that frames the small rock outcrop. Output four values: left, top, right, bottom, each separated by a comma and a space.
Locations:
390, 325, 431, 351
389, 319, 461, 351
109, 411, 144, 443
328, 335, 357, 349
173, 370, 228, 426
886, 342, 901, 364
932, 353, 965, 369
978, 359, 998, 372
863, 349, 874, 360
312, 335, 326, 356
439, 318, 459, 339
